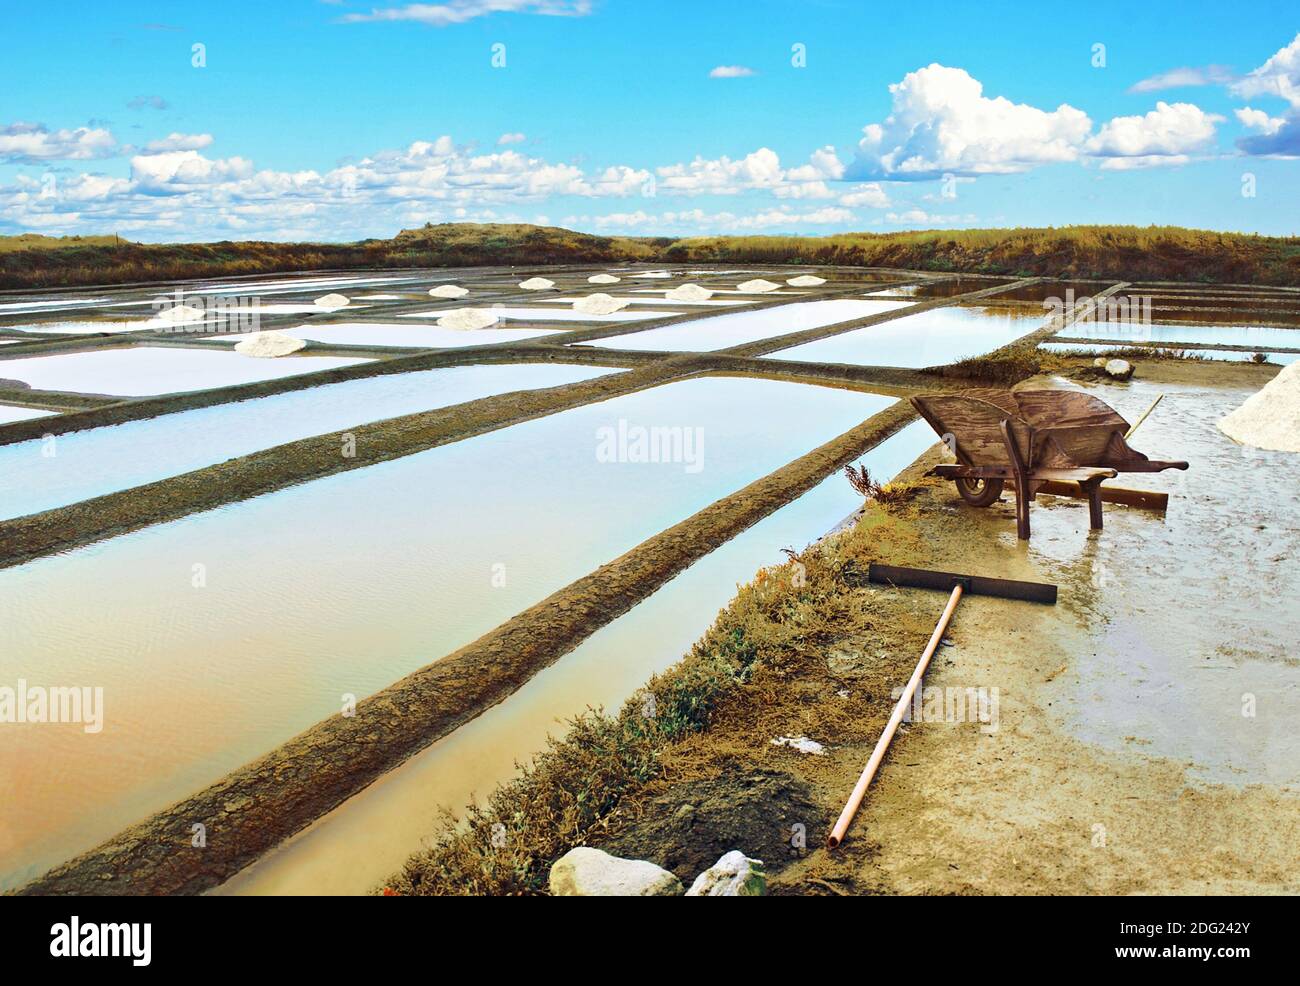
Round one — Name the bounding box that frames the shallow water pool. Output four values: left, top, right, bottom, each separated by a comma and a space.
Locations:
0, 376, 896, 890
0, 363, 617, 519
766, 304, 1039, 367
585, 299, 914, 352
0, 346, 370, 396
214, 420, 937, 895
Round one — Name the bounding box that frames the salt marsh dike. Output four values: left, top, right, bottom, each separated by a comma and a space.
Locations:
1, 234, 1298, 896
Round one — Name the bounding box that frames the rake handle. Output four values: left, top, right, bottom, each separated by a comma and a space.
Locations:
827, 582, 965, 849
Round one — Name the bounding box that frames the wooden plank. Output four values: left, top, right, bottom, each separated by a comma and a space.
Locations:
1036, 479, 1168, 511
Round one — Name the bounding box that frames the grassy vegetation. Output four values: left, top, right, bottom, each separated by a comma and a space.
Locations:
4, 223, 1299, 290
920, 347, 1045, 384
665, 226, 1300, 285
0, 223, 659, 290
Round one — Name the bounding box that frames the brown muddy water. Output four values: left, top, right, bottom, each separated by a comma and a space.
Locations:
0, 376, 897, 890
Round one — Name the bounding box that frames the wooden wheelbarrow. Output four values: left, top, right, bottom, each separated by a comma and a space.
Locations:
910, 390, 1187, 540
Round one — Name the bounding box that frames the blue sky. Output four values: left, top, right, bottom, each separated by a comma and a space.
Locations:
1, 0, 1297, 241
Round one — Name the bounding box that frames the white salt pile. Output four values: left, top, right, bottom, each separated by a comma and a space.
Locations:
428, 284, 469, 299
736, 278, 781, 293
436, 308, 500, 331
572, 293, 628, 315
1218, 360, 1300, 452
314, 293, 350, 311
519, 277, 555, 291
234, 330, 307, 358
155, 304, 206, 323
787, 274, 826, 287
588, 273, 621, 284
665, 283, 713, 302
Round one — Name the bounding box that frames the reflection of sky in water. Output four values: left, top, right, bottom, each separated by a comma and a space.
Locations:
591, 299, 914, 352
768, 305, 1037, 367
0, 364, 616, 519
219, 418, 938, 896
0, 376, 897, 891
0, 346, 369, 396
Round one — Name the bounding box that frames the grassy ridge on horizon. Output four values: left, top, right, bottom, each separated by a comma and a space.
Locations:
2, 222, 1298, 290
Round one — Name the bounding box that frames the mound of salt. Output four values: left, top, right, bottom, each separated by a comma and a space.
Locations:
155, 304, 206, 323
1218, 360, 1300, 453
588, 273, 621, 284
437, 307, 500, 331
314, 293, 350, 311
786, 274, 826, 287
572, 293, 628, 316
519, 277, 555, 291
665, 283, 713, 302
233, 330, 307, 358
736, 278, 781, 293
428, 284, 469, 299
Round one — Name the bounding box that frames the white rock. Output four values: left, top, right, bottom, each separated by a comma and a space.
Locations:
549, 847, 683, 897
572, 293, 628, 315
519, 276, 555, 291
428, 284, 469, 298
588, 273, 621, 284
770, 735, 827, 756
786, 274, 826, 287
1104, 358, 1133, 379
314, 293, 350, 311
1093, 357, 1109, 368
233, 330, 307, 358
436, 307, 500, 331
736, 278, 781, 293
686, 851, 766, 896
666, 283, 713, 302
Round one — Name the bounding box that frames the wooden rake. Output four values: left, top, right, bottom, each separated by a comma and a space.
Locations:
827, 562, 1057, 849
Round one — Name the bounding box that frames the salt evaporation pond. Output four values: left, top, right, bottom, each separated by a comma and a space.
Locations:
1056, 320, 1300, 351
206, 322, 566, 349
0, 404, 54, 425
0, 364, 617, 519
401, 306, 674, 323
0, 376, 896, 890
0, 346, 370, 396
767, 304, 1039, 367
586, 299, 914, 352
218, 418, 936, 895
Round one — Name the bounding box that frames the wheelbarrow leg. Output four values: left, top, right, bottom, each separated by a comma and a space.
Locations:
1080, 478, 1104, 530
1015, 482, 1031, 540
1001, 418, 1032, 541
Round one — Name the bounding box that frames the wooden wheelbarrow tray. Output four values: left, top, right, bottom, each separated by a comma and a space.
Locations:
911, 389, 1189, 540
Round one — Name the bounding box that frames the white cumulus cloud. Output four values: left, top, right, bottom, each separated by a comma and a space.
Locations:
1086, 101, 1221, 163
851, 64, 1092, 179
0, 122, 118, 163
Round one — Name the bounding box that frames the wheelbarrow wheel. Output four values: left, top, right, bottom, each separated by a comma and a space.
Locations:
955, 477, 1004, 507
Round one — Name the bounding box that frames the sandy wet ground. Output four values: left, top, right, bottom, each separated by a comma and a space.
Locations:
566, 358, 1298, 896
793, 363, 1300, 894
